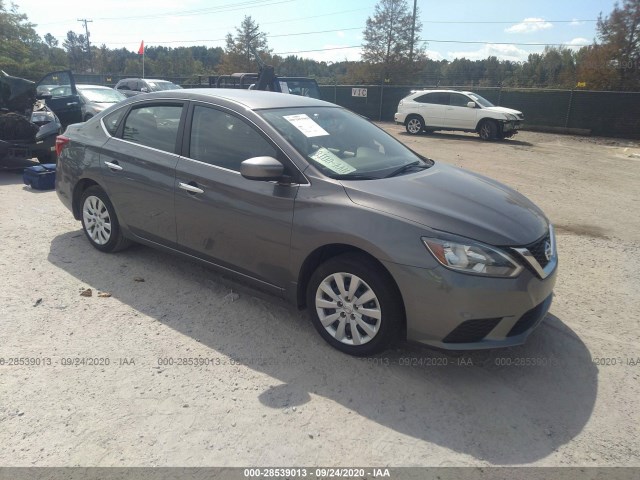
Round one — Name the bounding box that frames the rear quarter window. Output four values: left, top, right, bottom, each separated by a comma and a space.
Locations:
415, 93, 450, 105
102, 107, 126, 136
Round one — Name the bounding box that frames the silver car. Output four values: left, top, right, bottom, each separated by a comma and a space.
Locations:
55, 89, 557, 356
76, 85, 127, 121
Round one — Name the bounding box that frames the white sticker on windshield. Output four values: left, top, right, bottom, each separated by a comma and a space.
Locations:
283, 114, 329, 138
310, 148, 356, 175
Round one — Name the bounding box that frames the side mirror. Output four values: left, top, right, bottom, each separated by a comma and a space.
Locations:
241, 156, 284, 181
140, 87, 150, 93
466, 101, 476, 108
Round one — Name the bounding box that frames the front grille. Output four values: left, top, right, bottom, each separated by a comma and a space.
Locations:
507, 294, 552, 337
443, 318, 501, 344
526, 232, 552, 269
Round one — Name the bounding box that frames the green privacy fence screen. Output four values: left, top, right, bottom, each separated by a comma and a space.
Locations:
318, 85, 640, 138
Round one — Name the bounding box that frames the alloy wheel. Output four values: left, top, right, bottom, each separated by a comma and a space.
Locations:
406, 118, 422, 134
82, 195, 112, 245
315, 272, 382, 346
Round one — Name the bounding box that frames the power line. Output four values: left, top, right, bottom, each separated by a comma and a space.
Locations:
274, 38, 593, 55
423, 19, 596, 24
274, 46, 362, 55
91, 27, 364, 46
261, 7, 370, 26
420, 39, 591, 47
81, 34, 592, 54
36, 0, 294, 26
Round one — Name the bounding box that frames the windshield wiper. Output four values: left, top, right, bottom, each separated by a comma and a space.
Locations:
385, 161, 431, 178
333, 173, 378, 180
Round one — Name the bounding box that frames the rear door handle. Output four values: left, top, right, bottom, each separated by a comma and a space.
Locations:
66, 102, 78, 106
178, 182, 204, 194
104, 161, 123, 171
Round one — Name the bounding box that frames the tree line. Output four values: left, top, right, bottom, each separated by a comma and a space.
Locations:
1, 0, 638, 91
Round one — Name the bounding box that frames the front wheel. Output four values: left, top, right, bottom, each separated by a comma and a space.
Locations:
307, 253, 403, 356
478, 120, 498, 141
80, 186, 131, 253
405, 116, 424, 135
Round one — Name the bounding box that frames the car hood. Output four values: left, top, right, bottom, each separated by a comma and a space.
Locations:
88, 101, 119, 110
0, 71, 36, 113
341, 162, 548, 246
482, 106, 522, 116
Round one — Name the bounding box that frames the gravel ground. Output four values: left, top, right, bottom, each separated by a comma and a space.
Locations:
0, 128, 638, 467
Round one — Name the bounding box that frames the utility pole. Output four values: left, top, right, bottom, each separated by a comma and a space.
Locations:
409, 0, 417, 62
77, 18, 93, 72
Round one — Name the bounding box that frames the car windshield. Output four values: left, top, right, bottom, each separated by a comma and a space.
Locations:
147, 81, 182, 91
79, 87, 126, 103
467, 93, 494, 108
279, 80, 320, 99
259, 106, 432, 180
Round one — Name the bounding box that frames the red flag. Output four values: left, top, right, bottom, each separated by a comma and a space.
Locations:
138, 41, 144, 55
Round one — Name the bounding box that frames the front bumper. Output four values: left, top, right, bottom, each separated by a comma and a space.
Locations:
382, 259, 557, 350
394, 112, 407, 124
502, 120, 522, 133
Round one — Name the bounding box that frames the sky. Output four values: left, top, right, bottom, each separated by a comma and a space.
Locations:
13, 0, 618, 63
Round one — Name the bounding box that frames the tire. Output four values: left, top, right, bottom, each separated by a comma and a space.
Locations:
306, 253, 404, 356
405, 116, 424, 135
79, 186, 131, 253
478, 119, 497, 141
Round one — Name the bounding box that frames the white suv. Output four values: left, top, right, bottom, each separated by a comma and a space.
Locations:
394, 90, 524, 140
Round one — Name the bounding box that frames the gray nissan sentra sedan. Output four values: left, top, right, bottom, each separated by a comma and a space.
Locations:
55, 89, 557, 356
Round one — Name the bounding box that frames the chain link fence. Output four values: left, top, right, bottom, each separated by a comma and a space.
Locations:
72, 74, 640, 138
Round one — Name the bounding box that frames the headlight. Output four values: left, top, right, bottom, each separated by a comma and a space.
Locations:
422, 235, 523, 277
505, 113, 518, 121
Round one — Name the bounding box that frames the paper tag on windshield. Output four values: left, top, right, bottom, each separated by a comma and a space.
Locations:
283, 114, 329, 137
310, 148, 356, 175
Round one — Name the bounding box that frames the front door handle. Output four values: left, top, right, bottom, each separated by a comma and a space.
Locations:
178, 182, 204, 194
104, 161, 123, 171
66, 102, 78, 106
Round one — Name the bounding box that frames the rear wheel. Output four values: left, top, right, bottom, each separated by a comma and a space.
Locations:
80, 186, 131, 253
307, 253, 403, 356
405, 116, 424, 135
478, 120, 498, 141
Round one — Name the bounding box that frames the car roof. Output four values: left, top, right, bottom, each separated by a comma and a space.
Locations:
117, 78, 173, 82
126, 88, 336, 110
77, 84, 115, 89
409, 89, 474, 95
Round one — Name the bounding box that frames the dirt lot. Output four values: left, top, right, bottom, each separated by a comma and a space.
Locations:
1, 128, 639, 467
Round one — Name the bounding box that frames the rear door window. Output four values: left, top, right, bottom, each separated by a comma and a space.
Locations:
121, 104, 183, 153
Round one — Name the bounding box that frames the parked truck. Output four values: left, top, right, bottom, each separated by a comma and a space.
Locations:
209, 65, 321, 99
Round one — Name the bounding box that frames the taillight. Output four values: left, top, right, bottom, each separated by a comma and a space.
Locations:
55, 135, 70, 157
